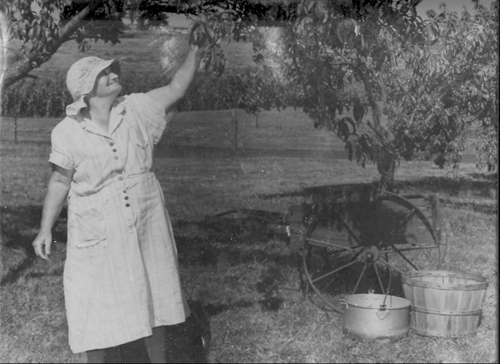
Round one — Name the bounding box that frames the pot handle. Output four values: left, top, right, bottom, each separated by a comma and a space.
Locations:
339, 300, 348, 310
376, 309, 389, 320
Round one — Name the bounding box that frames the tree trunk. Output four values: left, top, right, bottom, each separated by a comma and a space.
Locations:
376, 147, 397, 192
359, 65, 398, 190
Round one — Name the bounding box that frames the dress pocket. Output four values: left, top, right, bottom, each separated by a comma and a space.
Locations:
71, 207, 107, 248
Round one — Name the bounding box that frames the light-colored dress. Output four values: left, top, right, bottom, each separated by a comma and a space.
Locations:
49, 93, 189, 353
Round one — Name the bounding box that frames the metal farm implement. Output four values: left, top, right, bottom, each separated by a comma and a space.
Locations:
211, 181, 447, 313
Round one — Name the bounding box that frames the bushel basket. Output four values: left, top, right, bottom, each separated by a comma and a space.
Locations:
402, 270, 488, 337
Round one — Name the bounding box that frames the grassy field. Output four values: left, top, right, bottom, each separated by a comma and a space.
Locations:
0, 107, 498, 363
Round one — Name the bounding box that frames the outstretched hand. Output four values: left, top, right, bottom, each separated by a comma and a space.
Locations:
188, 21, 212, 53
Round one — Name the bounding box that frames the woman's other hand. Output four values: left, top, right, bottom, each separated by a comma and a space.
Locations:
33, 231, 53, 260
32, 164, 73, 260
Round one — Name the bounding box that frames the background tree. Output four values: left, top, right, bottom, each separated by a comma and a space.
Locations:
391, 1, 498, 170
252, 0, 433, 188
252, 0, 498, 178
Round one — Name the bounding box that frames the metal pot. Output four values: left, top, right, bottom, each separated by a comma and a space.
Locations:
341, 293, 411, 343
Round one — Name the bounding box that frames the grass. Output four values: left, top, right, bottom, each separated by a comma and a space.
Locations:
1, 107, 497, 363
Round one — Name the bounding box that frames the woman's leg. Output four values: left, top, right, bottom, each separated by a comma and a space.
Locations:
144, 326, 166, 363
86, 348, 106, 363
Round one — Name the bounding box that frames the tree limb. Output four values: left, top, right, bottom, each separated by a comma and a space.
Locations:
3, 5, 91, 88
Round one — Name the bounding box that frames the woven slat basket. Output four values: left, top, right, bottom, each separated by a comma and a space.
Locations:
402, 270, 488, 337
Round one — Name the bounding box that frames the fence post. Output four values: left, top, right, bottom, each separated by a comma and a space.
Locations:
14, 115, 18, 144
231, 109, 238, 152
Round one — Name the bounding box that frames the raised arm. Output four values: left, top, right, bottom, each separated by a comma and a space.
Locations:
32, 164, 74, 260
146, 44, 206, 114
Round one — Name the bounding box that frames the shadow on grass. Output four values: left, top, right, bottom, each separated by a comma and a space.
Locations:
174, 217, 294, 269
440, 200, 497, 214
402, 175, 498, 214
1, 253, 36, 286
400, 175, 497, 197
259, 173, 498, 199
257, 173, 498, 214
1, 204, 297, 314
0, 206, 67, 286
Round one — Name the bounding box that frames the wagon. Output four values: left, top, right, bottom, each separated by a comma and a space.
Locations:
286, 181, 447, 312
210, 180, 448, 313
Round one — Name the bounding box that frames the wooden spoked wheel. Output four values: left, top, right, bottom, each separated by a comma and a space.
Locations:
302, 191, 446, 313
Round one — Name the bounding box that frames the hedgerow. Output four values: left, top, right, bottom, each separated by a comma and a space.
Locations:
1, 67, 291, 118
1, 74, 73, 118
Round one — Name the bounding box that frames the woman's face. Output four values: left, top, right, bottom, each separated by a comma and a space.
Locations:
91, 66, 123, 99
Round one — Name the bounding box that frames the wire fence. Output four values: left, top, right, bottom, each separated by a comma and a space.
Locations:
0, 108, 345, 156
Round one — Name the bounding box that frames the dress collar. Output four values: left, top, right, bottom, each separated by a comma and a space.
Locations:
75, 97, 126, 130
112, 97, 126, 115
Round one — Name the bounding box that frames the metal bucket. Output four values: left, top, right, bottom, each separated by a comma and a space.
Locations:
341, 293, 411, 343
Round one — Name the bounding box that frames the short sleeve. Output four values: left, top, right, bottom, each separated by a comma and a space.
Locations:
49, 124, 75, 170
124, 93, 173, 145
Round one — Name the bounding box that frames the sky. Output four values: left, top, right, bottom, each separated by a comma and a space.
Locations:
417, 0, 494, 17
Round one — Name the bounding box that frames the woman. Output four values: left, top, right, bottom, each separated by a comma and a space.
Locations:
31, 29, 207, 363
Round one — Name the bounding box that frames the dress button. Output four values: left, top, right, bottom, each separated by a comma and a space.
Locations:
114, 156, 119, 160
113, 149, 117, 152
110, 142, 114, 146
126, 203, 130, 207
125, 196, 129, 200
123, 190, 127, 193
